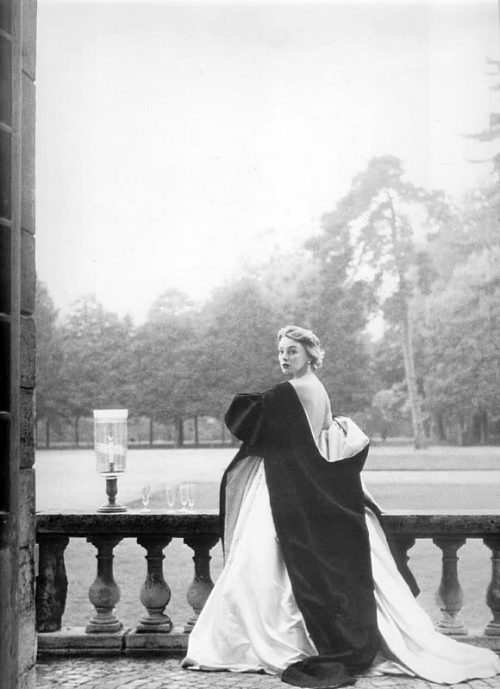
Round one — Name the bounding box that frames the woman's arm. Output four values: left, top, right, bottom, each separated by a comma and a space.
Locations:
224, 392, 264, 449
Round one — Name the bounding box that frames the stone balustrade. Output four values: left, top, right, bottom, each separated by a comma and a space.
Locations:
35, 509, 500, 656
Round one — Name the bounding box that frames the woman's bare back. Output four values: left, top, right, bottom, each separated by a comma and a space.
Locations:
289, 373, 332, 441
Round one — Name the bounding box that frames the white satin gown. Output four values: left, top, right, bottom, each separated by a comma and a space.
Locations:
183, 412, 500, 684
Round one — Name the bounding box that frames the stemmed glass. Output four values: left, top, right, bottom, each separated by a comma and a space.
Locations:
165, 484, 176, 512
179, 484, 189, 512
187, 483, 196, 510
141, 483, 152, 511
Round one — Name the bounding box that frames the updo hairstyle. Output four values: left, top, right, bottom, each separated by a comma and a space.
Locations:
277, 325, 325, 370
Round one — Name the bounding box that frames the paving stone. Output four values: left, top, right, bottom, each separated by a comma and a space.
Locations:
35, 658, 500, 689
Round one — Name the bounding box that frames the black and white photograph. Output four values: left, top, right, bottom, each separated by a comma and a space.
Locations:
1, 1, 499, 688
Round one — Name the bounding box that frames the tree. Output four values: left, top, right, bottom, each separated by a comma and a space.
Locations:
468, 59, 500, 149
371, 386, 407, 441
134, 289, 203, 446
290, 198, 379, 414
200, 277, 282, 415
463, 57, 500, 256
35, 282, 66, 447
424, 247, 500, 444
59, 295, 136, 443
250, 248, 319, 325
372, 326, 406, 390
427, 186, 499, 282
248, 247, 375, 412
312, 156, 453, 446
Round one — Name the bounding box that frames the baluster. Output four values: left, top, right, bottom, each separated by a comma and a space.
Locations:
388, 534, 416, 589
184, 535, 219, 632
86, 535, 123, 633
433, 536, 467, 635
136, 536, 173, 633
483, 535, 500, 636
35, 534, 69, 632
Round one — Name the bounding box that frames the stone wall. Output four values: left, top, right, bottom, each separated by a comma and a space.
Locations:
19, 1, 37, 687
0, 1, 37, 688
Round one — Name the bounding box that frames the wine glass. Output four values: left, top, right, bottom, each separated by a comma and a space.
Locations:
179, 483, 189, 512
165, 484, 176, 512
187, 483, 196, 510
141, 483, 152, 511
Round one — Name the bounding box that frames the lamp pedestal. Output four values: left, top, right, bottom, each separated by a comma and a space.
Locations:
98, 476, 127, 513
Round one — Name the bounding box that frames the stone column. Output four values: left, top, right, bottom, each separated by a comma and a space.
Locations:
388, 534, 416, 589
184, 535, 219, 632
86, 536, 123, 633
136, 536, 172, 633
484, 535, 500, 636
433, 536, 467, 635
35, 535, 69, 632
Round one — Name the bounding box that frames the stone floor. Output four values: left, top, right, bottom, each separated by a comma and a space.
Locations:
36, 658, 500, 689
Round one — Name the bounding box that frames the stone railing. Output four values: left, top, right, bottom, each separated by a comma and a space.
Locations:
35, 510, 500, 656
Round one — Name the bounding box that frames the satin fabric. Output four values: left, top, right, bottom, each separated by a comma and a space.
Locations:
366, 507, 500, 683
183, 458, 500, 682
184, 461, 317, 673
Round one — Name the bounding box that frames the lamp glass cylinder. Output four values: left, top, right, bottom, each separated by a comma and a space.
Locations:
93, 409, 128, 475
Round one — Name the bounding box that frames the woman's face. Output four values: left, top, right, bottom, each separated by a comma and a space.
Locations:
278, 336, 310, 377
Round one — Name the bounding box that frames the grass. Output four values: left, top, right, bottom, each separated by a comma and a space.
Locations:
35, 446, 499, 634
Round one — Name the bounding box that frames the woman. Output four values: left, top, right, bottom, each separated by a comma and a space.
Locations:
183, 325, 500, 687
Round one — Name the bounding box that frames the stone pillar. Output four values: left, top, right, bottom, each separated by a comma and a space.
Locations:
388, 534, 416, 590
0, 1, 38, 687
35, 535, 69, 632
484, 536, 500, 636
433, 536, 467, 635
136, 536, 172, 633
184, 535, 219, 632
86, 536, 123, 633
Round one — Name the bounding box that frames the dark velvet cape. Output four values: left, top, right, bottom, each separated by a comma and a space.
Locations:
221, 382, 380, 678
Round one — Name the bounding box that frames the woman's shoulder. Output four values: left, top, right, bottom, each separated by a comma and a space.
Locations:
224, 392, 264, 443
225, 391, 263, 418
290, 373, 328, 396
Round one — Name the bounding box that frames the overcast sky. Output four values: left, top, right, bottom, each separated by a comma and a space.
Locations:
36, 0, 500, 323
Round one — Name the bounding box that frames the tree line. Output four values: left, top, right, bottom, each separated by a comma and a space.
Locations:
36, 145, 500, 448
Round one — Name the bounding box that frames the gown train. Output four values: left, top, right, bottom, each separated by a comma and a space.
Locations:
183, 460, 500, 684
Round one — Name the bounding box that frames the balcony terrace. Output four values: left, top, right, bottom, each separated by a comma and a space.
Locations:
35, 509, 500, 688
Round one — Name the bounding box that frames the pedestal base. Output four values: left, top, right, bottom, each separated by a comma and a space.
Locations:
98, 476, 127, 513
97, 504, 127, 513
37, 626, 129, 656
436, 621, 468, 636
86, 619, 123, 634
135, 616, 173, 634
485, 621, 500, 637
125, 627, 188, 655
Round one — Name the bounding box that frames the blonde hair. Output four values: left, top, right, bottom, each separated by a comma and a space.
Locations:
277, 325, 325, 370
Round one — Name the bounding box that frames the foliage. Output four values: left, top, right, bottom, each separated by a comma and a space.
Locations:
34, 146, 499, 446
424, 247, 500, 440
199, 277, 282, 414
134, 289, 203, 425
427, 188, 499, 281
366, 384, 410, 439
372, 328, 406, 389
251, 248, 318, 325
35, 282, 66, 428
58, 294, 136, 420
248, 244, 376, 412
307, 155, 447, 442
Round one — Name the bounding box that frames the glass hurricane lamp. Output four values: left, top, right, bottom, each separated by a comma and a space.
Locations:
94, 409, 128, 513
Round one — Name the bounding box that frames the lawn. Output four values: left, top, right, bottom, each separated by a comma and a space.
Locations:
35, 445, 499, 634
